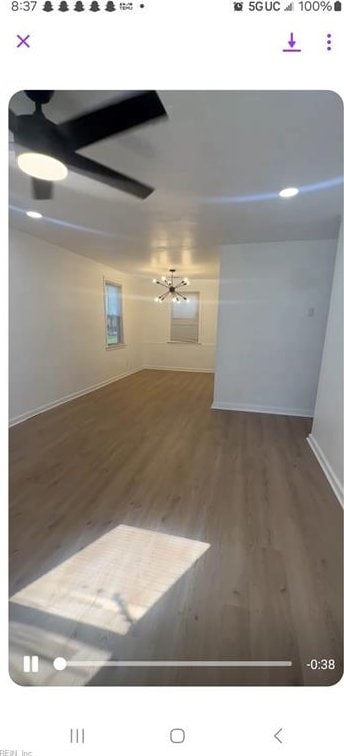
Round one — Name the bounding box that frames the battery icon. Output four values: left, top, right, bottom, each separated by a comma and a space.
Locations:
334, 1, 342, 9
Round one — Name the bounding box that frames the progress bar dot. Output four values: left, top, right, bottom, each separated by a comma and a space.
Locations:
53, 656, 67, 671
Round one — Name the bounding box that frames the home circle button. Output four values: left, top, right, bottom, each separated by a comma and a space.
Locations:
170, 728, 186, 744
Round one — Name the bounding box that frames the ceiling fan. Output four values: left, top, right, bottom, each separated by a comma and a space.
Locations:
9, 90, 167, 200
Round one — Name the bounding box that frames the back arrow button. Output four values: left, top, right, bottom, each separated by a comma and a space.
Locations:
274, 728, 283, 744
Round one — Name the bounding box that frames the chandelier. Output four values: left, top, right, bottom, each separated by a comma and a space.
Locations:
153, 268, 190, 303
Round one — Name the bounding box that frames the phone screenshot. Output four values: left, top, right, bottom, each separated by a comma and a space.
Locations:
1, 1, 343, 753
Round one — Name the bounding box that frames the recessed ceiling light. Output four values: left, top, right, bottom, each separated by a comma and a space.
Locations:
17, 152, 68, 181
279, 187, 299, 198
26, 210, 42, 219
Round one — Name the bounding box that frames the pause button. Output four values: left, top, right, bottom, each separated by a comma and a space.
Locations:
23, 656, 39, 672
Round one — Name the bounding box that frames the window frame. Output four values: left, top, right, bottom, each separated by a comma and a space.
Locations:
169, 290, 200, 344
103, 279, 125, 349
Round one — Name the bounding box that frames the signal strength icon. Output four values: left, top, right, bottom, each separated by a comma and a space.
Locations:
284, 1, 294, 9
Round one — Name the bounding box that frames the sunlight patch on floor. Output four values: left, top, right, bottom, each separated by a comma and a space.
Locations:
11, 524, 210, 637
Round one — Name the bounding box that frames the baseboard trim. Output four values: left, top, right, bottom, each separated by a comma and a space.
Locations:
143, 365, 214, 374
211, 401, 313, 417
307, 434, 344, 506
143, 342, 215, 347
9, 367, 142, 427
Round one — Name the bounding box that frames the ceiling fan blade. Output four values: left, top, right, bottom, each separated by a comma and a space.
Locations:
32, 178, 54, 200
9, 109, 18, 134
58, 91, 167, 151
66, 152, 154, 199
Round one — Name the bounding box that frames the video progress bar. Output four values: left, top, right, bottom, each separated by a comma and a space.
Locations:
55, 658, 292, 669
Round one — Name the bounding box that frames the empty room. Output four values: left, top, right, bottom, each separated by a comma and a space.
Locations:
9, 90, 343, 687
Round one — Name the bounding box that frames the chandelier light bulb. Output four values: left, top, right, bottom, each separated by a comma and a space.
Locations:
153, 268, 191, 303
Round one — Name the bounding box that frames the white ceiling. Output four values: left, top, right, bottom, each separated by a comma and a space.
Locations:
9, 90, 343, 278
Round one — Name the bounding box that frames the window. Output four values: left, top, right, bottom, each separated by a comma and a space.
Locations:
104, 281, 123, 347
170, 292, 199, 343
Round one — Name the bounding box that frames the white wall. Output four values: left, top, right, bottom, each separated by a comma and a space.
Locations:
308, 223, 343, 503
213, 239, 337, 416
141, 277, 219, 372
9, 229, 144, 424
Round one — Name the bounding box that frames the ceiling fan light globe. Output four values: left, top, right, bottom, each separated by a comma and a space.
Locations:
17, 152, 68, 181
